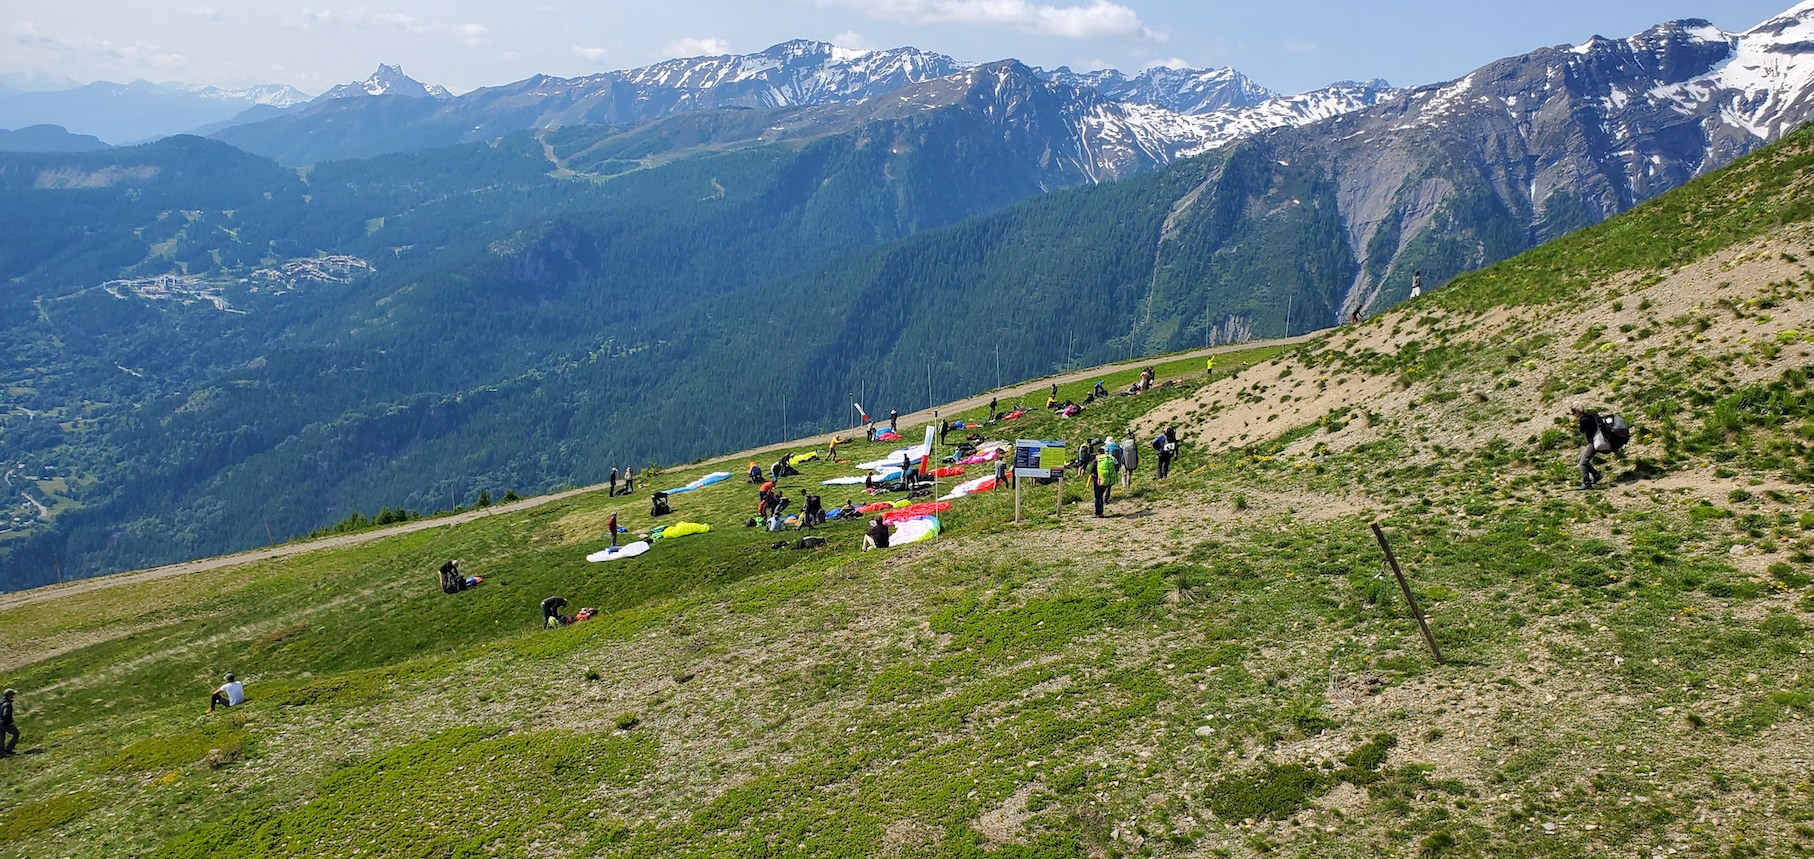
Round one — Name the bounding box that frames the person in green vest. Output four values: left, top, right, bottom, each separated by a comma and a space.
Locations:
1092, 448, 1120, 518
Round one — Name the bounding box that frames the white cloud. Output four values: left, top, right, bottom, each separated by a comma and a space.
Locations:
830, 30, 871, 51
290, 7, 428, 34
665, 36, 731, 57
811, 0, 1163, 41
534, 3, 555, 10
498, 50, 521, 60
1142, 56, 1191, 70
178, 6, 224, 20
454, 23, 489, 46
7, 21, 186, 70
1285, 38, 1316, 53
572, 45, 609, 63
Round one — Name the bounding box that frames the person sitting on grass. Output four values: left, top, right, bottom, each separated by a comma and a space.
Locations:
863, 518, 890, 552
208, 674, 244, 713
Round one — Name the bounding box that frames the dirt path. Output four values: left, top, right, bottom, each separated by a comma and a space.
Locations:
0, 331, 1327, 612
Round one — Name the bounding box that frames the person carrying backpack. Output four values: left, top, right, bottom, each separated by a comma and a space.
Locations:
1154, 428, 1178, 479
1092, 448, 1120, 517
1121, 434, 1138, 488
1569, 406, 1630, 489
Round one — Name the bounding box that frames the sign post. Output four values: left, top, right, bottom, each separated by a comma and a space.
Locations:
1012, 440, 1066, 524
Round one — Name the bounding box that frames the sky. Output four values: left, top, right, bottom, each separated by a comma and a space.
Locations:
1, 0, 1801, 96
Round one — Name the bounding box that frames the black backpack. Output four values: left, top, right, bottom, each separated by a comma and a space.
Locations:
650, 492, 672, 517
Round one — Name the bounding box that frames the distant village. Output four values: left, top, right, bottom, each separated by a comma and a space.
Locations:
99, 255, 374, 311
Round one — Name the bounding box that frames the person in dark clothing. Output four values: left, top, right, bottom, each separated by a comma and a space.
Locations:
802, 494, 824, 527
439, 560, 466, 594
748, 462, 763, 483
889, 409, 899, 432
939, 419, 951, 444
989, 397, 999, 421
1571, 406, 1605, 489
1155, 427, 1178, 479
1, 689, 17, 757
771, 491, 791, 520
1050, 382, 1058, 400
608, 468, 619, 497
541, 596, 569, 629
606, 512, 619, 548
1092, 449, 1119, 517
863, 518, 890, 551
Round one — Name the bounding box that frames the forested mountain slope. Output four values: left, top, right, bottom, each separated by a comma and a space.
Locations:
3, 118, 1813, 857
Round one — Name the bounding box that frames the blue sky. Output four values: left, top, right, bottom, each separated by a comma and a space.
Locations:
1, 0, 1799, 95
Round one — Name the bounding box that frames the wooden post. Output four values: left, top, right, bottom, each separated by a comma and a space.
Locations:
1055, 469, 1064, 518
1014, 474, 1022, 524
1370, 522, 1444, 665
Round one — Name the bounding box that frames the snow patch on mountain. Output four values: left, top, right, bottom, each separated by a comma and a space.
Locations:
1646, 1, 1814, 140
318, 65, 451, 101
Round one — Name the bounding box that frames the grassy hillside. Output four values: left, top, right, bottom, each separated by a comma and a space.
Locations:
4, 127, 1814, 858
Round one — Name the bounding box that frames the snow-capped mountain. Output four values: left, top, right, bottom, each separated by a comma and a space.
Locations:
608, 39, 971, 109
1041, 65, 1274, 114
317, 64, 452, 101
1645, 2, 1814, 153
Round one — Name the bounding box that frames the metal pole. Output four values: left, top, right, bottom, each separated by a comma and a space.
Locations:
1370, 523, 1444, 665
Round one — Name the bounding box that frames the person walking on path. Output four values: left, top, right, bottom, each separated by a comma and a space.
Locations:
1155, 427, 1178, 479
208, 674, 245, 713
1092, 447, 1120, 517
1, 689, 17, 756
541, 596, 569, 629
606, 512, 619, 548
1121, 434, 1138, 489
1571, 406, 1608, 490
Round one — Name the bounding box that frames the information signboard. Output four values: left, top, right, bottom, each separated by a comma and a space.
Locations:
1013, 440, 1065, 479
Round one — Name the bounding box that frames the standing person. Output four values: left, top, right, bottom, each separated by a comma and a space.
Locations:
989, 396, 999, 421
1092, 447, 1119, 517
1050, 382, 1058, 401
541, 596, 568, 629
621, 467, 635, 496
1, 689, 17, 757
208, 674, 244, 713
889, 409, 899, 433
1205, 355, 1215, 379
1121, 434, 1139, 489
608, 468, 619, 497
1571, 406, 1606, 490
939, 419, 951, 444
606, 512, 619, 548
863, 518, 890, 551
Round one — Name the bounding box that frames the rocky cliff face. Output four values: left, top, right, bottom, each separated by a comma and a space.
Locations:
1262, 3, 1814, 320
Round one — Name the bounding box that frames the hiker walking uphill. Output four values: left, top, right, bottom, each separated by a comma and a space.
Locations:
1, 688, 17, 757
1092, 447, 1120, 517
1154, 427, 1179, 479
1570, 406, 1630, 490
1120, 434, 1138, 488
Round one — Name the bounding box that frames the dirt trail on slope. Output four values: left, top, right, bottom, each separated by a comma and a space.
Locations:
0, 334, 1324, 612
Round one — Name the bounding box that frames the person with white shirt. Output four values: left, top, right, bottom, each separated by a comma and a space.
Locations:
208, 674, 245, 713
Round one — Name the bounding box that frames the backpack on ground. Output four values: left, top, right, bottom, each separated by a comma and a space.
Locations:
650, 492, 672, 517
